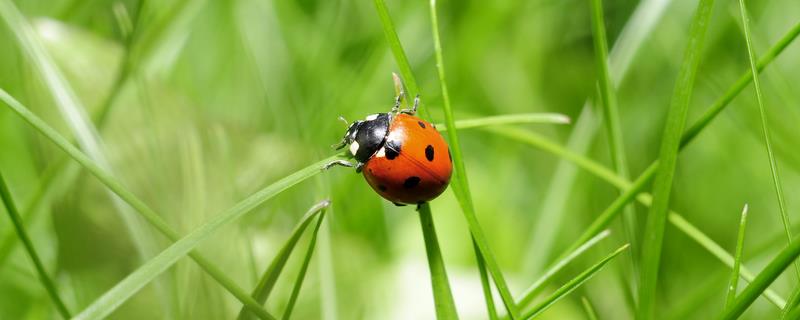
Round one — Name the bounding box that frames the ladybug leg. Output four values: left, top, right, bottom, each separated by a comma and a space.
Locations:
323, 160, 355, 170
392, 202, 407, 207
354, 162, 365, 173
391, 89, 406, 114
399, 94, 420, 115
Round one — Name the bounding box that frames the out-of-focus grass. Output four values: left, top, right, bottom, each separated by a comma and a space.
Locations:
1, 0, 800, 319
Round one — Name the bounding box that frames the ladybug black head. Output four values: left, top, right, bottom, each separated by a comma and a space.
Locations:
337, 113, 391, 163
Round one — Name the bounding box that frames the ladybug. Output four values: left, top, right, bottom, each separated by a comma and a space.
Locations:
326, 93, 453, 206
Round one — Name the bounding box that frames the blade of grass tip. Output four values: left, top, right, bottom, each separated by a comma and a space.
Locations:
719, 237, 800, 320
523, 244, 630, 319
562, 19, 800, 260
638, 0, 715, 316
418, 203, 459, 320
434, 113, 570, 131
474, 238, 498, 320
0, 89, 282, 320
427, 0, 518, 317
238, 200, 331, 320
588, 0, 638, 283
0, 171, 71, 319
485, 126, 786, 308
71, 174, 335, 320
725, 204, 749, 308
372, 0, 431, 120
282, 211, 326, 320
737, 0, 800, 306
524, 0, 672, 278
516, 230, 612, 309
582, 297, 600, 320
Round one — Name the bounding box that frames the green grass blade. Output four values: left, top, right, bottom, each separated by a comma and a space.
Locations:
523, 244, 630, 319
725, 204, 749, 308
435, 113, 570, 131
637, 0, 715, 316
0, 88, 280, 320
238, 200, 331, 320
371, 0, 430, 120
72, 163, 336, 320
418, 203, 459, 320
589, 0, 636, 252
738, 0, 797, 285
719, 238, 800, 319
0, 171, 71, 319
474, 238, 498, 320
524, 0, 672, 278
428, 0, 518, 317
582, 297, 600, 320
517, 230, 612, 309
282, 211, 326, 320
562, 19, 800, 260
485, 126, 786, 308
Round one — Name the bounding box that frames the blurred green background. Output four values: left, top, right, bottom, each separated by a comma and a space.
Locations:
1, 0, 799, 319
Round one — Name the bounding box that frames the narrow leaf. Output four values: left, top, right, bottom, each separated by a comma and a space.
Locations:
418, 204, 459, 319
0, 171, 71, 318
582, 297, 600, 320
720, 237, 800, 319
517, 230, 612, 309
562, 19, 800, 259
638, 0, 715, 316
474, 238, 498, 320
725, 204, 749, 308
523, 244, 630, 319
282, 211, 327, 320
428, 0, 519, 317
238, 200, 331, 319
485, 126, 785, 308
0, 88, 283, 320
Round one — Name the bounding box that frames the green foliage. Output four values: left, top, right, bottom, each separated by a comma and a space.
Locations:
2, 0, 800, 319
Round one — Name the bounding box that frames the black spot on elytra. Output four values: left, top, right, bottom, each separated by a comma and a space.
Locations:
403, 176, 421, 188
385, 140, 401, 160
378, 185, 387, 192
425, 145, 435, 161
418, 121, 426, 129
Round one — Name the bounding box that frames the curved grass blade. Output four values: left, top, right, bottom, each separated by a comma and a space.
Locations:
637, 0, 715, 316
282, 211, 326, 320
238, 200, 331, 320
523, 244, 630, 319
719, 237, 800, 319
474, 238, 498, 320
582, 297, 600, 320
484, 126, 786, 308
516, 230, 612, 309
524, 0, 672, 278
736, 2, 798, 315
0, 88, 282, 320
434, 113, 570, 131
418, 204, 459, 319
428, 0, 518, 317
589, 0, 636, 253
72, 162, 336, 320
562, 19, 800, 261
0, 171, 71, 319
725, 204, 749, 308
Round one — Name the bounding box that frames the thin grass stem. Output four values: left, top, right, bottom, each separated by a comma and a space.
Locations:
282, 211, 326, 320
418, 203, 459, 319
725, 204, 749, 308
0, 171, 71, 319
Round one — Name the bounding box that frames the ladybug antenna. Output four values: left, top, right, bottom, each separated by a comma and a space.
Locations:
338, 116, 349, 126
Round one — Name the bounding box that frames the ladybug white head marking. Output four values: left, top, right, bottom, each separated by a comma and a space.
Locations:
375, 147, 386, 158
349, 141, 360, 156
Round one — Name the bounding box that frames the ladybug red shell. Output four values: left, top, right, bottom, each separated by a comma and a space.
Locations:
330, 100, 453, 206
